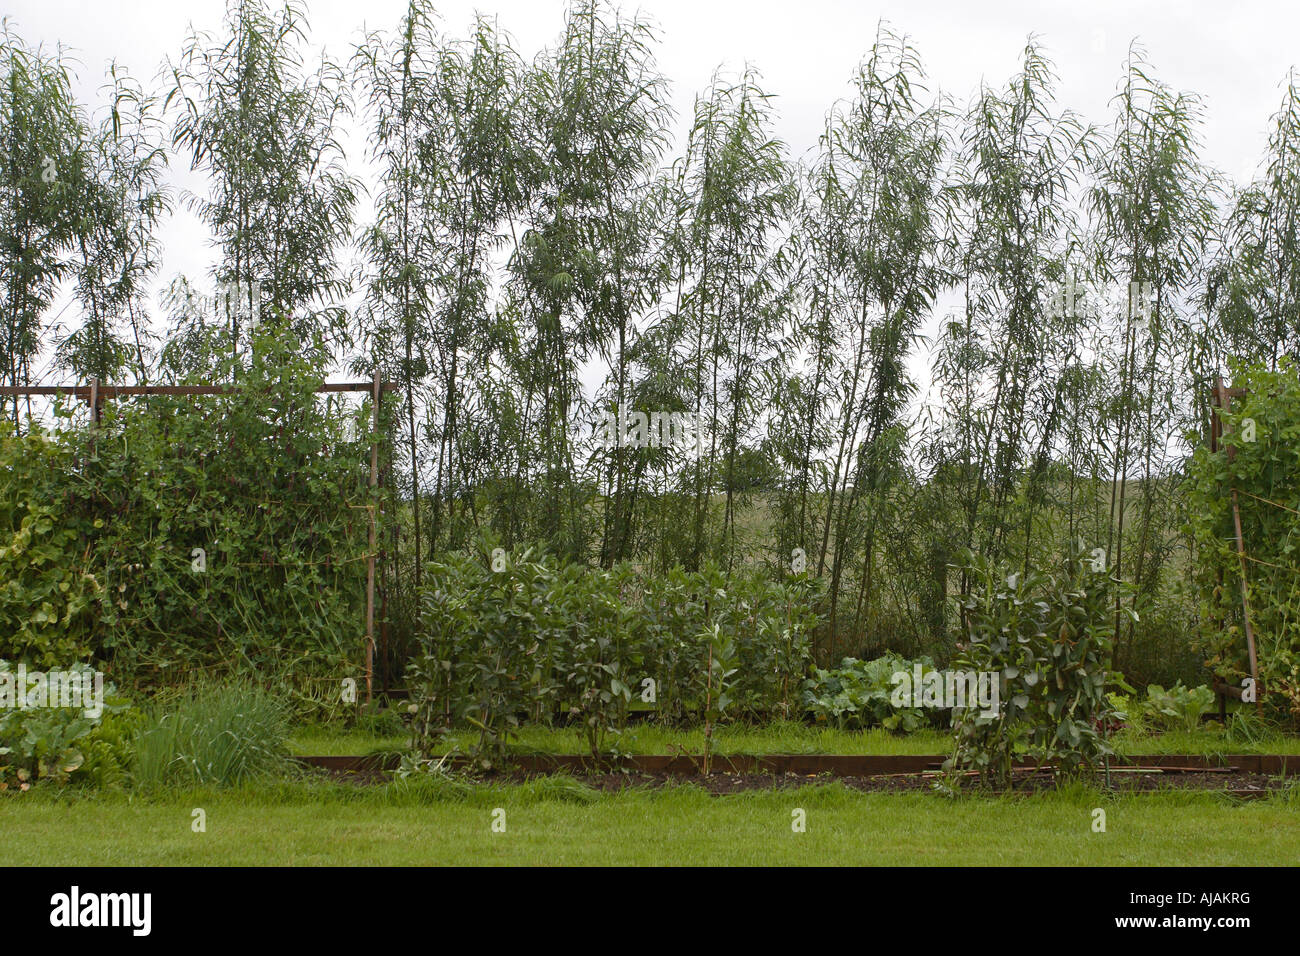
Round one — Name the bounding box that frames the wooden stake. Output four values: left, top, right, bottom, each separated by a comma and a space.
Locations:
1230, 488, 1260, 700
1211, 377, 1227, 718
1218, 377, 1260, 703
365, 369, 380, 705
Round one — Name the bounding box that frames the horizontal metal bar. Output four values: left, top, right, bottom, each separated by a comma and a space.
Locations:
0, 382, 396, 399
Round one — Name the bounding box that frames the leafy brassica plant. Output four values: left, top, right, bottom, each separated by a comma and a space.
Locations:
802, 653, 936, 732
1143, 682, 1215, 734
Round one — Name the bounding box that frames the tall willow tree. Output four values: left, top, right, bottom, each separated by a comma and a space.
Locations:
167, 0, 357, 358
667, 67, 793, 570
357, 5, 530, 625
509, 0, 671, 562
773, 169, 840, 576
0, 24, 87, 424
1212, 71, 1300, 366
424, 17, 531, 556
57, 64, 169, 383
354, 0, 443, 593
931, 41, 1090, 595
784, 27, 946, 652
1089, 47, 1215, 664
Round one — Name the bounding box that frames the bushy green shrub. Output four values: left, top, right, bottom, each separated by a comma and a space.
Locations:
802, 653, 937, 732
409, 544, 557, 766
409, 535, 821, 763
946, 547, 1125, 788
631, 560, 819, 723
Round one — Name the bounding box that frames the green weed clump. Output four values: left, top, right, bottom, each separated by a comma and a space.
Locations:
131, 682, 295, 790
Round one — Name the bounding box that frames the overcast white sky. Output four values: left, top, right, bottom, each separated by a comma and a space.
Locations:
7, 0, 1300, 401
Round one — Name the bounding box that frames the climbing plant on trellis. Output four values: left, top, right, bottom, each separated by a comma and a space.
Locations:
0, 326, 395, 717
1187, 359, 1300, 720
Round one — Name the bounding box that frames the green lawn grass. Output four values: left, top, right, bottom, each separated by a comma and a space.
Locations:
2, 779, 1296, 865
288, 722, 956, 757
288, 721, 1300, 758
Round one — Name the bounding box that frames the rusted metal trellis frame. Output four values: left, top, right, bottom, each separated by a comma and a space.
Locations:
1208, 376, 1259, 714
0, 375, 396, 702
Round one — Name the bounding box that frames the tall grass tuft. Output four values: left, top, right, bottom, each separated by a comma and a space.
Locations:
132, 683, 295, 790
